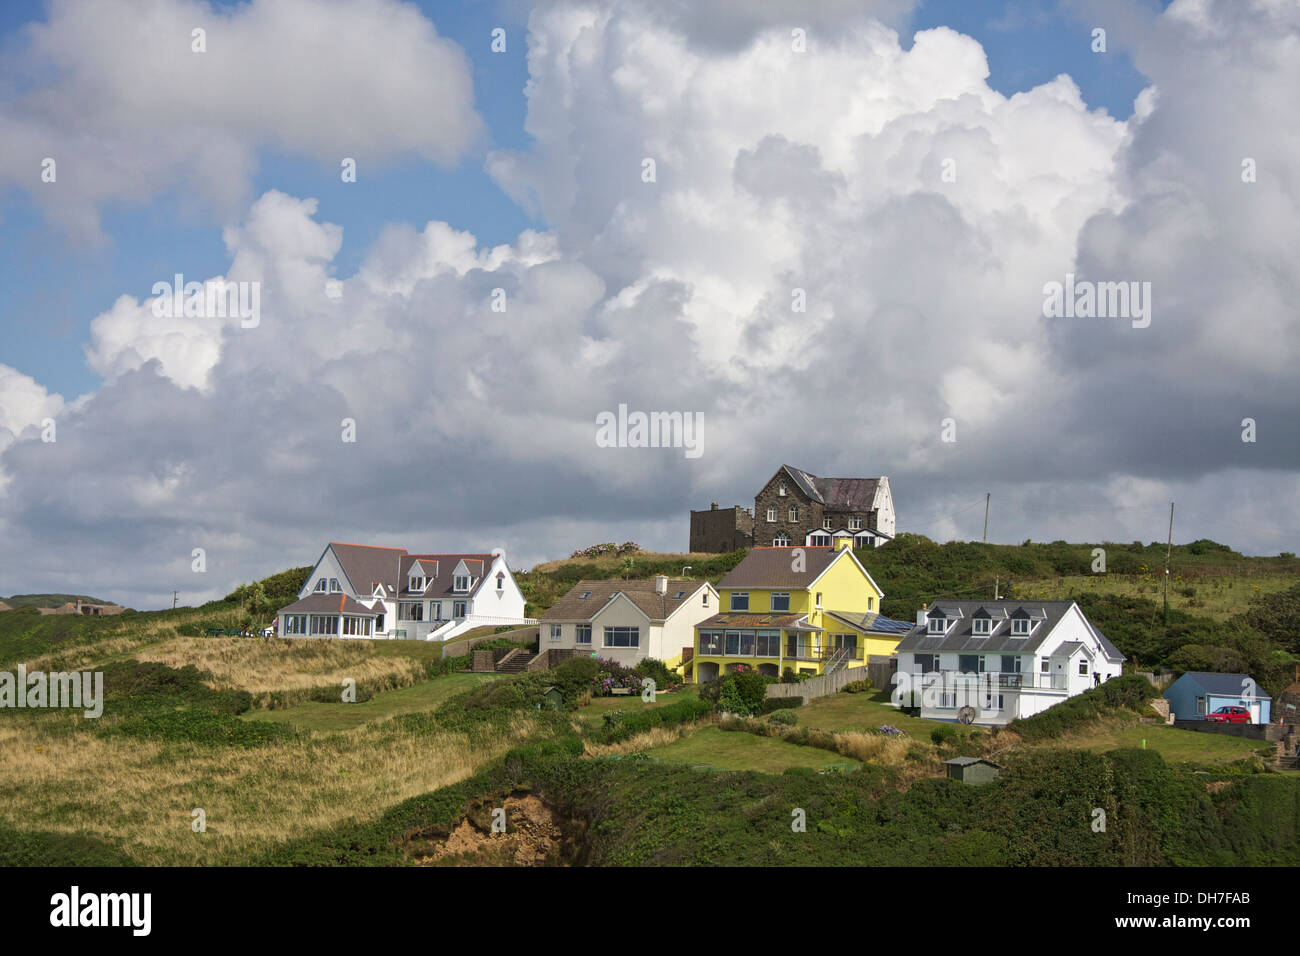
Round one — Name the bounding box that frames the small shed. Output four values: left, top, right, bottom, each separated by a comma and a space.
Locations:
539, 686, 564, 711
944, 757, 1002, 785
1163, 672, 1272, 723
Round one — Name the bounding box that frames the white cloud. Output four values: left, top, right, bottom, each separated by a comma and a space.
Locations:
0, 0, 482, 238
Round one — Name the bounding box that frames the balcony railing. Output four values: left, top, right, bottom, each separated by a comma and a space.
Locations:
917, 671, 1067, 691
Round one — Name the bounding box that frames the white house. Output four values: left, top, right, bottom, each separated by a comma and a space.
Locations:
538, 576, 718, 669
892, 600, 1125, 726
276, 542, 531, 642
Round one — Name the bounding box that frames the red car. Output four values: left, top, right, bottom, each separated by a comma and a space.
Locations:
1205, 705, 1252, 723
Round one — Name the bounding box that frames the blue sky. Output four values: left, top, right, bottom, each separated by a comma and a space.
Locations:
1, 0, 1152, 400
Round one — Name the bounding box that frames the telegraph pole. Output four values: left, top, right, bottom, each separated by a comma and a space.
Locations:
1163, 502, 1174, 622
982, 493, 990, 544
172, 590, 178, 610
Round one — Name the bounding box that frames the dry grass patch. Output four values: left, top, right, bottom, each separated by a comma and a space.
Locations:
133, 637, 428, 708
0, 711, 540, 865
581, 721, 708, 757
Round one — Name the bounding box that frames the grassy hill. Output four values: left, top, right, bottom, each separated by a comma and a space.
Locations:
1, 593, 117, 609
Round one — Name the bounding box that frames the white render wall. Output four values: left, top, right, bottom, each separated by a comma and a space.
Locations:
893, 604, 1123, 725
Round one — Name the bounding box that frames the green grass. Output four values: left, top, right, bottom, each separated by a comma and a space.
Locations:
578, 685, 699, 725
796, 689, 949, 737
646, 726, 859, 773
241, 672, 501, 732
1066, 723, 1270, 765
1014, 572, 1300, 621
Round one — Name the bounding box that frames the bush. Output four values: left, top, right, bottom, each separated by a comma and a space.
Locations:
699, 668, 775, 716
768, 709, 798, 726
760, 696, 803, 715
930, 725, 959, 747
633, 657, 677, 689
840, 680, 872, 694
1009, 674, 1155, 740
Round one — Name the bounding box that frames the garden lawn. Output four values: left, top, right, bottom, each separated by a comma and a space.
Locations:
646, 726, 859, 773
1062, 722, 1271, 766
797, 690, 953, 737
578, 685, 700, 727
242, 672, 500, 732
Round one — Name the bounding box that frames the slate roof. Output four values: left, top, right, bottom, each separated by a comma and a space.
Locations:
1176, 671, 1272, 699
716, 546, 843, 589
329, 542, 408, 596
540, 579, 708, 622
895, 600, 1113, 655
279, 592, 376, 616
400, 553, 497, 599
780, 465, 882, 512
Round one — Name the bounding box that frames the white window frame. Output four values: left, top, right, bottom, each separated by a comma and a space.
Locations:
1011, 618, 1032, 636
972, 617, 992, 636
848, 517, 862, 531
766, 507, 776, 523
770, 592, 790, 612
730, 592, 749, 611
928, 617, 947, 634
550, 623, 562, 642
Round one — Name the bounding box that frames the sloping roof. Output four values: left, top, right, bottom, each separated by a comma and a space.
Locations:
401, 553, 498, 599
329, 542, 408, 595
944, 756, 1000, 768
279, 592, 376, 616
541, 579, 707, 622
824, 610, 914, 636
696, 612, 807, 628
779, 465, 882, 512
1049, 641, 1085, 658
895, 600, 1083, 654
1176, 671, 1272, 699
717, 546, 842, 589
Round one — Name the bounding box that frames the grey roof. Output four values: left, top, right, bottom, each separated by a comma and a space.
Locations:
1084, 621, 1126, 663
1049, 641, 1085, 658
780, 464, 883, 512
328, 542, 409, 595
400, 553, 498, 599
1172, 671, 1272, 699
944, 756, 1001, 767
896, 600, 1088, 655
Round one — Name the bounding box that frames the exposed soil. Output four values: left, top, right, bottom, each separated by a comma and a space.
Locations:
408, 791, 585, 866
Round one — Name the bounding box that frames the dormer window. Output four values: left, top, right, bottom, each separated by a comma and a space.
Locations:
454, 575, 470, 592
1011, 618, 1032, 636
409, 576, 424, 592
314, 579, 327, 592
972, 617, 992, 636
927, 616, 947, 634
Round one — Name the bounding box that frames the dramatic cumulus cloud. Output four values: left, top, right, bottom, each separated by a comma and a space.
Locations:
0, 0, 1298, 607
0, 0, 482, 238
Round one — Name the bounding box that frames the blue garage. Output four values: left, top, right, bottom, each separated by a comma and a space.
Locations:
1164, 671, 1272, 724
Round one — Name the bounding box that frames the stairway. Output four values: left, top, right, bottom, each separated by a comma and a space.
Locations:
495, 649, 535, 673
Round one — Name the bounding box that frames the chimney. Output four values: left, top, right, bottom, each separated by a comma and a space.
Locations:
711, 501, 718, 510
655, 575, 668, 595
916, 603, 929, 628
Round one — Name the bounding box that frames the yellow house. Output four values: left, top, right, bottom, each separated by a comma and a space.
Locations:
691, 541, 911, 682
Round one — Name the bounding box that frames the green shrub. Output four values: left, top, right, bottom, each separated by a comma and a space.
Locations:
1009, 674, 1155, 741
760, 696, 803, 715
840, 680, 871, 694
930, 725, 959, 747
768, 709, 799, 726
633, 657, 676, 688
